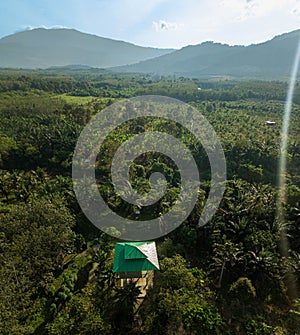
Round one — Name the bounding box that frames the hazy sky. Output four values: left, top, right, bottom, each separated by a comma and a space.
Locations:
1, 0, 300, 48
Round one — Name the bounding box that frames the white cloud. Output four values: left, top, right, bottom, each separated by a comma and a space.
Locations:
14, 24, 71, 34
108, 0, 171, 28
152, 20, 182, 31
13, 25, 33, 33
136, 0, 300, 48
3, 0, 300, 48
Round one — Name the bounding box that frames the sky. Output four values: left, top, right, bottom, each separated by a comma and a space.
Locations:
1, 0, 300, 49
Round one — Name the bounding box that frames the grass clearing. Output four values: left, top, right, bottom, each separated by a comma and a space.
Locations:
58, 94, 96, 105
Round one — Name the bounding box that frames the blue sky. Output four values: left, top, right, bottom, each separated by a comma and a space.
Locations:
1, 0, 300, 48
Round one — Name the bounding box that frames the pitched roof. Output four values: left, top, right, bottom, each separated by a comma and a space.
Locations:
113, 241, 160, 273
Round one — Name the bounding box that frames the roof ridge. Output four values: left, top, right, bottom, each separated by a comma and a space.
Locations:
136, 243, 160, 269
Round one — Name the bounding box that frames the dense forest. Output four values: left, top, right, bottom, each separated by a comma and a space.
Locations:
0, 69, 299, 334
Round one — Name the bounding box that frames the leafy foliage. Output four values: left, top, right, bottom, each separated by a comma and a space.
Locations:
0, 70, 299, 334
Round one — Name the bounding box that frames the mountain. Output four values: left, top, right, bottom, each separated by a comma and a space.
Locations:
0, 28, 174, 69
1, 28, 299, 78
115, 29, 300, 79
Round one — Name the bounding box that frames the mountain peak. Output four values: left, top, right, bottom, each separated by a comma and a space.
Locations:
116, 29, 300, 79
0, 27, 299, 78
271, 29, 300, 41
0, 28, 174, 69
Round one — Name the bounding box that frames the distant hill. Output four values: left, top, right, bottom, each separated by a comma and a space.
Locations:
0, 28, 174, 69
115, 29, 300, 79
1, 28, 300, 78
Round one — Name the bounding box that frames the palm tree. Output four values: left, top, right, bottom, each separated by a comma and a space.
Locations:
211, 238, 244, 289
112, 281, 142, 334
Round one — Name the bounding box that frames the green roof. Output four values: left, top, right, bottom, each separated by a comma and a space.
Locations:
113, 241, 160, 273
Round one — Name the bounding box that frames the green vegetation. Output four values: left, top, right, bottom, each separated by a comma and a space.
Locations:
117, 29, 300, 79
1, 28, 300, 80
0, 69, 299, 334
0, 28, 174, 69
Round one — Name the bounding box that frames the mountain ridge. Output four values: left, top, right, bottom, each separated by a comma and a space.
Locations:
115, 29, 300, 79
0, 28, 174, 69
1, 28, 300, 78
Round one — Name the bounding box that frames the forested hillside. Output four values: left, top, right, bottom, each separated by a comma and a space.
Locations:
1, 28, 300, 80
0, 69, 299, 334
116, 29, 300, 79
0, 28, 174, 69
